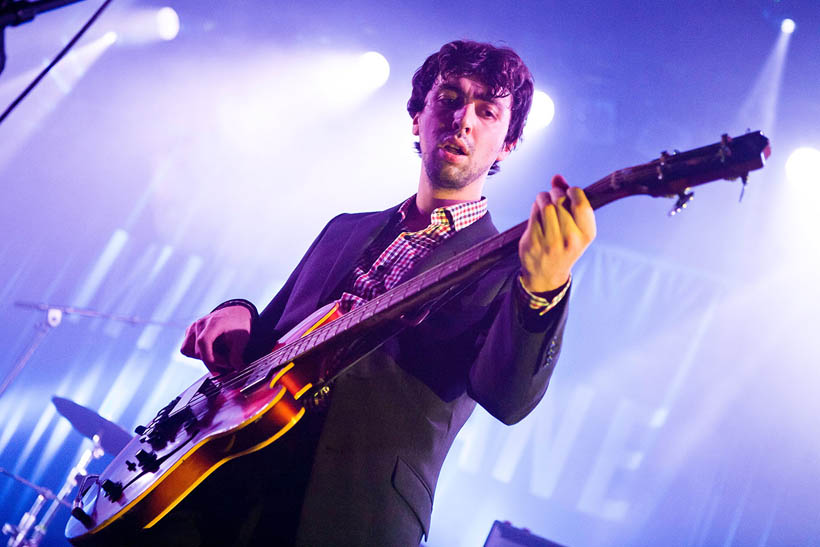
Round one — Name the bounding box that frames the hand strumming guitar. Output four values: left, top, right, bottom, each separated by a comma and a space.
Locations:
180, 305, 252, 373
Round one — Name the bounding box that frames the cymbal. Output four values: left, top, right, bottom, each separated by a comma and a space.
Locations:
51, 397, 132, 455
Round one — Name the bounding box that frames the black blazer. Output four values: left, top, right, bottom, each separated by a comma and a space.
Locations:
243, 205, 569, 546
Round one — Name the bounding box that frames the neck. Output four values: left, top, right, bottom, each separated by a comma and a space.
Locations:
415, 175, 484, 218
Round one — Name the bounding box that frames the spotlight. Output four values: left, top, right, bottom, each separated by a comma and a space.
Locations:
156, 7, 180, 41
525, 90, 555, 134
102, 31, 118, 46
108, 7, 180, 45
785, 147, 820, 185
781, 18, 795, 34
356, 51, 390, 90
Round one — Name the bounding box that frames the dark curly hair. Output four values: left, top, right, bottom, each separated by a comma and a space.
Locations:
408, 40, 534, 175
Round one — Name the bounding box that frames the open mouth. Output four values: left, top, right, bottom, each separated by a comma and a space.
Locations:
441, 142, 467, 155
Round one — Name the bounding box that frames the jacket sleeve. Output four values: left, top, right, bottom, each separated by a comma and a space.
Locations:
466, 267, 570, 425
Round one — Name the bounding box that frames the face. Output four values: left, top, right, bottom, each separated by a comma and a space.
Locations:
413, 75, 514, 191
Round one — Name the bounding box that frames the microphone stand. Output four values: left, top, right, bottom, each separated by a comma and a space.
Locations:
0, 301, 188, 401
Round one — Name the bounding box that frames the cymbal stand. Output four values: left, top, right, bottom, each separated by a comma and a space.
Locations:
2, 435, 103, 547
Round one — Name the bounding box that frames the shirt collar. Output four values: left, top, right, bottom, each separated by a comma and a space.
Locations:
396, 195, 488, 232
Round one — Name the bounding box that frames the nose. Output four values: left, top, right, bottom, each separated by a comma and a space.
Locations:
452, 102, 476, 136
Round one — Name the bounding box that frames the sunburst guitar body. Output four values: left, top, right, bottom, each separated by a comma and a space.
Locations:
65, 302, 342, 545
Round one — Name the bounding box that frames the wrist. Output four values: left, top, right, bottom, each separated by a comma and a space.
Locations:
212, 299, 258, 321
520, 272, 570, 294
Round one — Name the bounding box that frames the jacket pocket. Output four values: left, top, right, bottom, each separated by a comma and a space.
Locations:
391, 457, 432, 539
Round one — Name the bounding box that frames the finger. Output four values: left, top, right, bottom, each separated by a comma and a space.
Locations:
551, 174, 569, 190
533, 192, 556, 238
180, 324, 197, 357
195, 328, 217, 368
527, 198, 546, 241
550, 174, 569, 204
568, 187, 597, 240
540, 199, 561, 247
228, 331, 249, 369
534, 191, 551, 212
554, 197, 583, 246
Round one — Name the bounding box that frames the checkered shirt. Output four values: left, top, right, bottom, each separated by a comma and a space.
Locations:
338, 196, 488, 312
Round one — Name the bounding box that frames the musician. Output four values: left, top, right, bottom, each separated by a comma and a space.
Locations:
172, 40, 595, 546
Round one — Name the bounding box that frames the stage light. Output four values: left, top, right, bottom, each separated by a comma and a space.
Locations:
525, 90, 555, 134
781, 18, 795, 34
105, 7, 180, 45
785, 147, 820, 186
0, 31, 117, 168
156, 7, 180, 41
357, 51, 390, 90
102, 31, 118, 46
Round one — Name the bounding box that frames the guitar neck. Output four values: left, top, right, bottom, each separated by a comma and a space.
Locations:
245, 131, 770, 386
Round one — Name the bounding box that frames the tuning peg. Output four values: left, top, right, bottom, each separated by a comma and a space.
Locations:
739, 173, 748, 202
668, 190, 694, 216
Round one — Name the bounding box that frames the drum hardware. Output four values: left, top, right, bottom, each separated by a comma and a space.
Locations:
1, 397, 130, 546
0, 302, 184, 542
1, 436, 103, 547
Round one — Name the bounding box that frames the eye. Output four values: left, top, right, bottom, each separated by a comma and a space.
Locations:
436, 91, 460, 106
482, 109, 497, 119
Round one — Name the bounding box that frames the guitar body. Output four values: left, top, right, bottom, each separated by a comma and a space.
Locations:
65, 303, 343, 545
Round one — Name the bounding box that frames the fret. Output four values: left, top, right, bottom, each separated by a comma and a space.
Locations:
457, 248, 479, 268
390, 283, 410, 301
307, 329, 324, 346
324, 322, 340, 339
403, 276, 425, 296
253, 354, 273, 372
374, 296, 391, 313
340, 312, 357, 331
301, 335, 317, 352
317, 325, 334, 343
284, 342, 301, 361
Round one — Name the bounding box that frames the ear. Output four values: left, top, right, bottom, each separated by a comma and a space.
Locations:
412, 112, 420, 136
496, 139, 516, 162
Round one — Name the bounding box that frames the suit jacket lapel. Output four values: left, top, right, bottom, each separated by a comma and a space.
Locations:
317, 204, 401, 304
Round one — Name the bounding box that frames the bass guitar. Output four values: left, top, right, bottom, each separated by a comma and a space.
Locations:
66, 131, 771, 545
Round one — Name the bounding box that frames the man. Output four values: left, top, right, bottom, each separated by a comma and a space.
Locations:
178, 40, 595, 546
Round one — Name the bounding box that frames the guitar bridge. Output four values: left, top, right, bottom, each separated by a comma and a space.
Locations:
70, 474, 100, 529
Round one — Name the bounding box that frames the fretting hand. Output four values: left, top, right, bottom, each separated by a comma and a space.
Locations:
519, 174, 596, 293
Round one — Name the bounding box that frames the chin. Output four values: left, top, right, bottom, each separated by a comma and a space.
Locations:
425, 159, 475, 190
430, 171, 472, 190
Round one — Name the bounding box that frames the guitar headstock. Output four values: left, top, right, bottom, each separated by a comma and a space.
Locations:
585, 131, 771, 212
